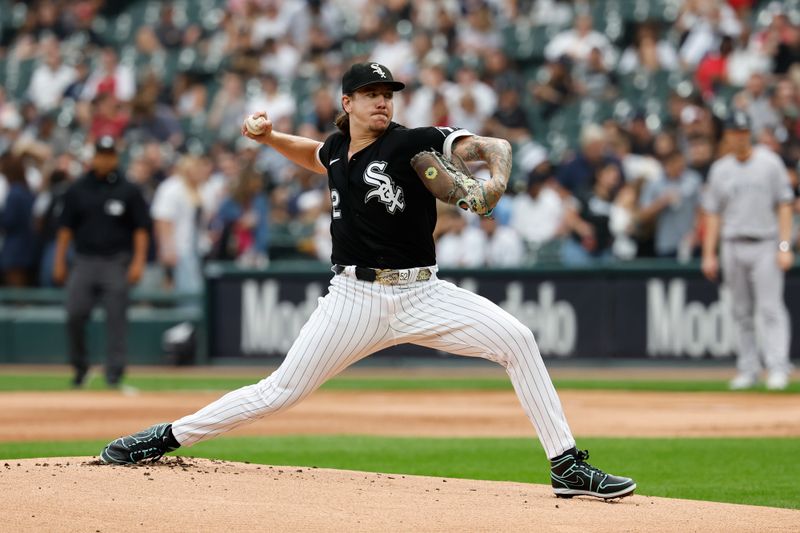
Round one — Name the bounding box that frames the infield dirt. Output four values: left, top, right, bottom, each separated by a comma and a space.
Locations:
3, 457, 798, 533
2, 366, 799, 531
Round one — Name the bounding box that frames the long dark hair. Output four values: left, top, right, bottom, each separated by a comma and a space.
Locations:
0, 153, 28, 190
334, 111, 349, 134
334, 92, 351, 134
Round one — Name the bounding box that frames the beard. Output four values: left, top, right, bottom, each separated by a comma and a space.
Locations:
368, 114, 390, 133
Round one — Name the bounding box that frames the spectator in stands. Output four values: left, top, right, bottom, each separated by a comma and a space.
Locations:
574, 46, 618, 101
247, 72, 296, 126
618, 21, 679, 74
36, 165, 74, 287
27, 37, 76, 112
760, 3, 800, 75
151, 155, 207, 296
445, 66, 497, 135
62, 56, 92, 102
135, 25, 164, 58
478, 215, 525, 268
405, 62, 452, 129
210, 170, 269, 266
483, 48, 523, 95
607, 124, 662, 185
128, 73, 184, 146
260, 37, 302, 83
201, 150, 241, 223
89, 92, 129, 142
771, 78, 800, 138
726, 25, 772, 87
695, 35, 734, 100
172, 73, 208, 119
609, 181, 639, 261
677, 0, 741, 68
435, 207, 485, 268
734, 72, 781, 138
531, 55, 578, 120
556, 123, 623, 195
455, 1, 502, 56
510, 165, 566, 260
483, 84, 532, 143
155, 4, 184, 50
685, 133, 716, 180
626, 111, 657, 156
82, 47, 136, 103
638, 150, 703, 259
0, 154, 36, 286
371, 22, 414, 79
250, 0, 297, 47
298, 87, 338, 140
528, 0, 573, 28
560, 161, 622, 266
545, 12, 617, 69
207, 71, 249, 144
53, 136, 150, 388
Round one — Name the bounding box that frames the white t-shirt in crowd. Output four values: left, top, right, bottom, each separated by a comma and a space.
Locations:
151, 175, 201, 257
28, 63, 77, 111
437, 226, 486, 268
509, 187, 565, 244
484, 225, 525, 267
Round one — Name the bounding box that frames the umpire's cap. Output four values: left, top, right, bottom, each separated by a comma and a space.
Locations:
95, 135, 118, 154
342, 62, 405, 94
724, 110, 751, 131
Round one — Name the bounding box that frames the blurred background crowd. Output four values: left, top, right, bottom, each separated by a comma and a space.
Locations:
1, 0, 800, 291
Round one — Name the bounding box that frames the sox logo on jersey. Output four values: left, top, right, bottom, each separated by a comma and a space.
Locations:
363, 161, 405, 213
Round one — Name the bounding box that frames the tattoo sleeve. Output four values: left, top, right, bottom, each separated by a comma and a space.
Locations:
452, 135, 513, 210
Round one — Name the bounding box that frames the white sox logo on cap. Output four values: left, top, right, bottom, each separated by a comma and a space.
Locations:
371, 63, 387, 78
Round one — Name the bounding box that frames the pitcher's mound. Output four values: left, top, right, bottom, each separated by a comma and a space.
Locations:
2, 457, 796, 532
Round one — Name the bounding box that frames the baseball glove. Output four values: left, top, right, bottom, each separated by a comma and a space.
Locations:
410, 150, 492, 216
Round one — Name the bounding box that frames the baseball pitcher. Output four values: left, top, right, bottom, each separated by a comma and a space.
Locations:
100, 62, 635, 500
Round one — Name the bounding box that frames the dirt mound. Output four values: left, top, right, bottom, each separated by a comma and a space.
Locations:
1, 389, 799, 443
2, 457, 797, 532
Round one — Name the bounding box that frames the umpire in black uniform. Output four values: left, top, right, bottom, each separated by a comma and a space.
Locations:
53, 136, 151, 388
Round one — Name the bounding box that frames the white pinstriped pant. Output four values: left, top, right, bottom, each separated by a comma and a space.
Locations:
172, 270, 576, 459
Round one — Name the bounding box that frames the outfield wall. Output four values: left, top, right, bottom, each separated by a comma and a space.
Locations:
207, 261, 800, 362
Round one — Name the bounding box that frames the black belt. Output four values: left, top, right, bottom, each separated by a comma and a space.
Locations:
726, 236, 772, 243
333, 265, 377, 281
333, 265, 433, 285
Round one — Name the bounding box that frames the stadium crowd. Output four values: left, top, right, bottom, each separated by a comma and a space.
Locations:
0, 0, 800, 290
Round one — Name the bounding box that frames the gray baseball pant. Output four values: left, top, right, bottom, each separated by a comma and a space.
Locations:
721, 239, 791, 376
66, 253, 131, 384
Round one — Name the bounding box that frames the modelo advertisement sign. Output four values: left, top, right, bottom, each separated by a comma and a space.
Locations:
205, 266, 800, 361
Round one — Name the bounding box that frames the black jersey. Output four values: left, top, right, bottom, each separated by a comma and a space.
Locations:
318, 122, 471, 268
59, 170, 151, 256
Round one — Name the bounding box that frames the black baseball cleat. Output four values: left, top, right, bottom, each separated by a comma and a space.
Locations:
100, 423, 180, 465
550, 448, 636, 500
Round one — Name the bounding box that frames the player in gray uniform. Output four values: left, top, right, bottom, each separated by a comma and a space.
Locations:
701, 110, 794, 390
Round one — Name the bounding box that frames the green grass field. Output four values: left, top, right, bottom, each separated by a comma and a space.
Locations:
1, 371, 798, 510
0, 373, 798, 393
0, 436, 797, 510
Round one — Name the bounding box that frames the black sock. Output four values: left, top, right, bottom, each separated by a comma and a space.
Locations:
165, 425, 181, 449
550, 447, 577, 463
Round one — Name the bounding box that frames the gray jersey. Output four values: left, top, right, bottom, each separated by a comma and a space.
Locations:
702, 146, 793, 239
640, 169, 702, 255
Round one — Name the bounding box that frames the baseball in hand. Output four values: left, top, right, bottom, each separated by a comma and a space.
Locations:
245, 114, 268, 136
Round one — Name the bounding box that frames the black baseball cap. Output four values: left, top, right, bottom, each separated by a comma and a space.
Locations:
341, 62, 405, 94
95, 135, 117, 154
725, 110, 751, 131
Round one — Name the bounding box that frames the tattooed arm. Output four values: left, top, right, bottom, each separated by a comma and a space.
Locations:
451, 135, 513, 211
